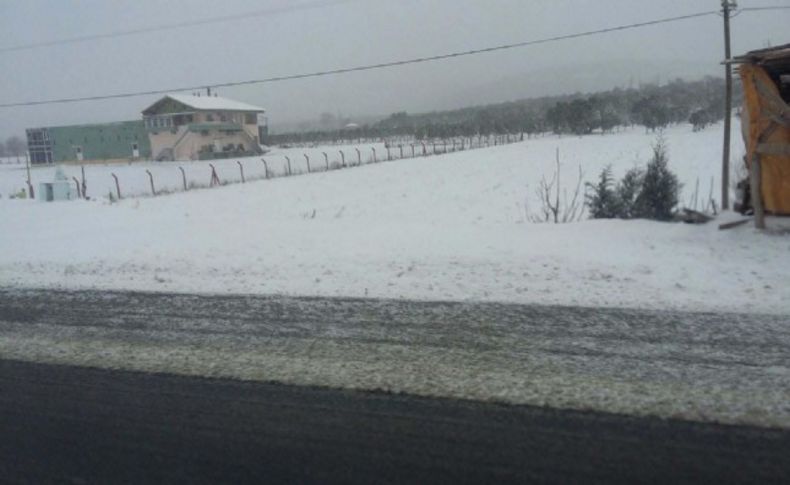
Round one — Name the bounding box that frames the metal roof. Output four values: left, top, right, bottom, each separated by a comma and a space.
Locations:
143, 94, 266, 114
732, 43, 790, 72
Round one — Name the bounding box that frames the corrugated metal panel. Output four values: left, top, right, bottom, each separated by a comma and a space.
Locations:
47, 121, 152, 162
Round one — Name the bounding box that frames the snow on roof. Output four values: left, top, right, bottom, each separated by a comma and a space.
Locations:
150, 93, 265, 113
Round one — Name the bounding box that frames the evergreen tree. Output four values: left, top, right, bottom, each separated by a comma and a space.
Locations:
586, 165, 622, 218
616, 167, 645, 219
633, 137, 680, 220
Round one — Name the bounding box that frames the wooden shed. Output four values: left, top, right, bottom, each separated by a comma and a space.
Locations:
733, 43, 790, 225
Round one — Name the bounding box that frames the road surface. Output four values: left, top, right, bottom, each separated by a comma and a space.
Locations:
1, 288, 788, 428
2, 359, 790, 484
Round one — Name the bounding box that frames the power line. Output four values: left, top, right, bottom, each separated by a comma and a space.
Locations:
0, 10, 721, 109
0, 0, 356, 54
737, 5, 790, 12
729, 5, 790, 17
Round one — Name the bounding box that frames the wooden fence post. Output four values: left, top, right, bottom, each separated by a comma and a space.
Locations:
285, 156, 292, 175
323, 152, 329, 170
261, 158, 269, 179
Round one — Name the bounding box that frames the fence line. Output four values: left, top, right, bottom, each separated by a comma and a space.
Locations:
97, 133, 525, 200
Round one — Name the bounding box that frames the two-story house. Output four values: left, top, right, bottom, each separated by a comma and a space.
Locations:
142, 93, 267, 161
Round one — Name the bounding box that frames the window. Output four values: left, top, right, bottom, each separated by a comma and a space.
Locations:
206, 114, 214, 122
245, 113, 257, 124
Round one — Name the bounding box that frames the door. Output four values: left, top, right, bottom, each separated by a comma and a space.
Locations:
132, 143, 139, 158
75, 146, 84, 162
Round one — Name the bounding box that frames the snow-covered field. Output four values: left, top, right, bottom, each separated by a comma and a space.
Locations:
1, 121, 788, 314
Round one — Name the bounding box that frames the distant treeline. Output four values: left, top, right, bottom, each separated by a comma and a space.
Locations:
268, 77, 738, 145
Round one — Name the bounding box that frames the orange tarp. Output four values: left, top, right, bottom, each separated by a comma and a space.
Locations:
739, 64, 790, 215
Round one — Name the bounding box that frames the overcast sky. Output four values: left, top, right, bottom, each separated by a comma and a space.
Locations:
0, 0, 787, 137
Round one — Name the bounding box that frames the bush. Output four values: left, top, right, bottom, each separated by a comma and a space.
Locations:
588, 137, 680, 221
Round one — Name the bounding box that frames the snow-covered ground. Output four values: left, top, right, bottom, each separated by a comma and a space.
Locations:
1, 121, 788, 314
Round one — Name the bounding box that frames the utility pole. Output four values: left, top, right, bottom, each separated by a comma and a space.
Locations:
25, 150, 34, 199
721, 0, 736, 210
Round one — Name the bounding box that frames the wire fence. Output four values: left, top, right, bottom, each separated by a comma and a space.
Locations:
86, 133, 526, 201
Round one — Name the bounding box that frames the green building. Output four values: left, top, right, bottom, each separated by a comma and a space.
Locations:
26, 120, 151, 165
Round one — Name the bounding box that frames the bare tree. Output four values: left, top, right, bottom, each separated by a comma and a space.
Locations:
530, 148, 586, 223
6, 136, 26, 163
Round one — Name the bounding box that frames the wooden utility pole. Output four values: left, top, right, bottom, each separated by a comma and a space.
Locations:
25, 150, 34, 199
721, 0, 736, 210
749, 154, 765, 229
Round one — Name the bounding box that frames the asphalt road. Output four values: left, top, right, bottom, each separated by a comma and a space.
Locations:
1, 288, 789, 429
2, 359, 790, 484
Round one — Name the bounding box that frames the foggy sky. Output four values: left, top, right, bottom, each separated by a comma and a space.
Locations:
1, 0, 787, 137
